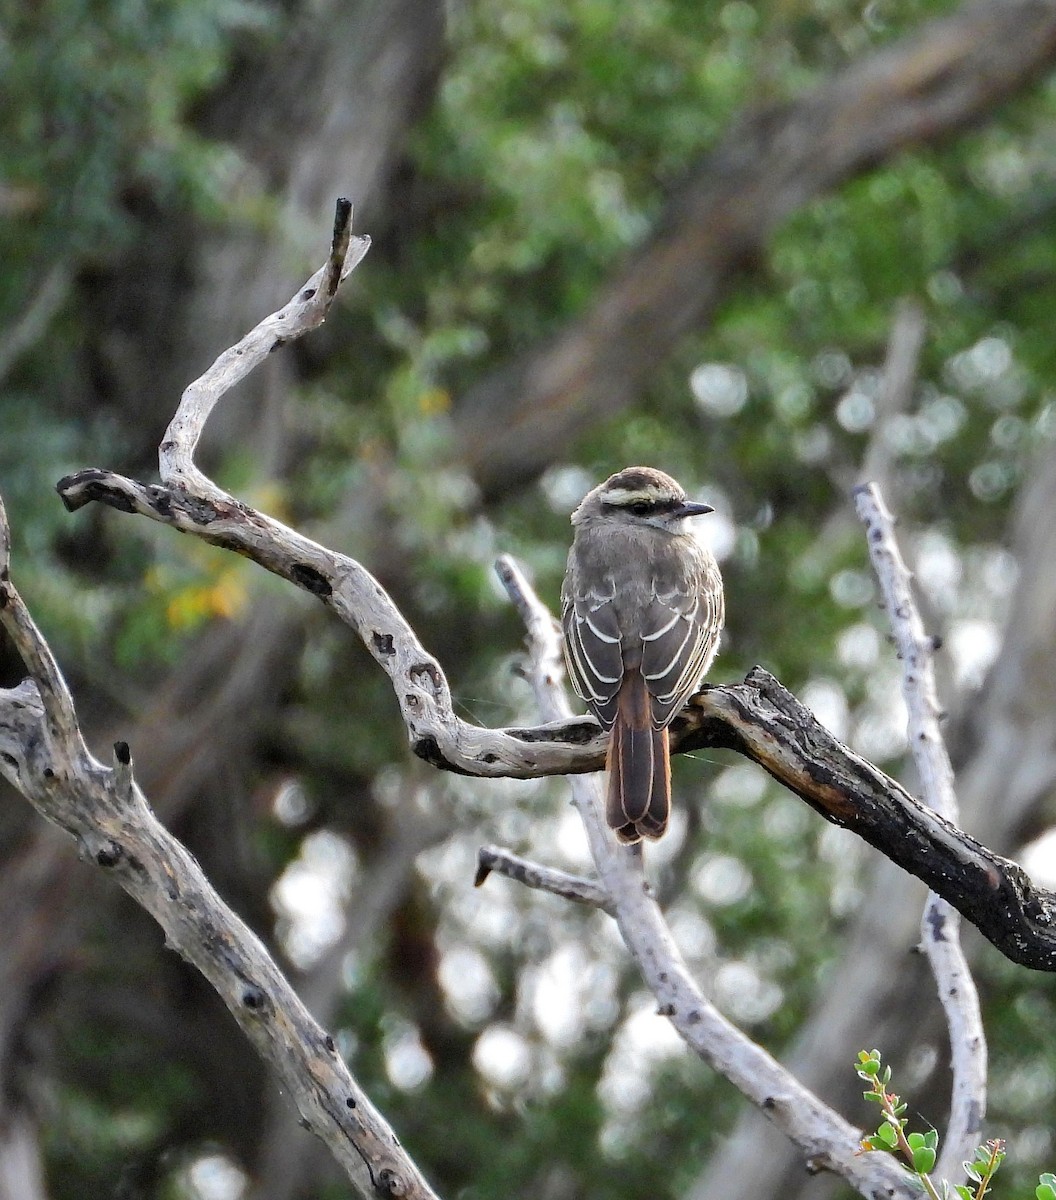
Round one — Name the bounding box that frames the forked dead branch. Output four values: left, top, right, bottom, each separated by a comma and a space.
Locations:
0, 201, 1048, 1199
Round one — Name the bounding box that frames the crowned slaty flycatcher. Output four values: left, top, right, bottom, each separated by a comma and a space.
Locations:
561, 467, 724, 843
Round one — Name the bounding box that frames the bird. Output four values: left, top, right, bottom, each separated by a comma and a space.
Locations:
561, 466, 724, 843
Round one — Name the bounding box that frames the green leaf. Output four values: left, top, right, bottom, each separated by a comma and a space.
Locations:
875, 1123, 898, 1149
911, 1146, 936, 1175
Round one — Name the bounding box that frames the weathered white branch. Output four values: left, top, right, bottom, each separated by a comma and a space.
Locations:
160, 198, 370, 501
56, 469, 609, 781
493, 555, 917, 1199
2, 386, 438, 1200
855, 482, 986, 1178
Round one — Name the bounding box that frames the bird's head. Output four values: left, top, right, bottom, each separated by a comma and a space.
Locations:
571, 466, 713, 532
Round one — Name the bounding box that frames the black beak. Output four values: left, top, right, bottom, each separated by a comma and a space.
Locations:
675, 500, 714, 519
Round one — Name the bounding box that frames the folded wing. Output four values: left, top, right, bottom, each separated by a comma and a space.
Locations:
640, 564, 724, 728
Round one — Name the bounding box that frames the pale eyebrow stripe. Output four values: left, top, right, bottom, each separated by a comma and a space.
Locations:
604, 488, 676, 506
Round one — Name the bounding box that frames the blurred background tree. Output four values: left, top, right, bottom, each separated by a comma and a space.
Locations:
4, 0, 1056, 1197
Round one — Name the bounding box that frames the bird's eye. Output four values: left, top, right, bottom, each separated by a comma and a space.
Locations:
629, 500, 652, 516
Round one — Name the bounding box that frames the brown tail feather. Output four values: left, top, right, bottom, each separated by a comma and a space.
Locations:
638, 727, 670, 841
606, 674, 670, 843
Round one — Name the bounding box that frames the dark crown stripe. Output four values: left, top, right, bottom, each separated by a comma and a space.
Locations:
606, 468, 678, 493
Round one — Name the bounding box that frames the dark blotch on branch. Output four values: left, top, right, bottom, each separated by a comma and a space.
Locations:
151, 490, 174, 519
372, 631, 395, 656
56, 470, 138, 514
165, 490, 222, 526
96, 843, 122, 867
114, 741, 131, 765
507, 719, 600, 746
242, 986, 267, 1010
410, 661, 443, 695
378, 1168, 403, 1195
301, 287, 317, 301
346, 1096, 357, 1109
290, 564, 333, 596
412, 736, 473, 775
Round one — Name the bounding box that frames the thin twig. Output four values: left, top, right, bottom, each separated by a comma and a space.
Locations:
159, 198, 369, 500
859, 298, 926, 488
475, 845, 612, 912
493, 554, 916, 1198
855, 482, 986, 1177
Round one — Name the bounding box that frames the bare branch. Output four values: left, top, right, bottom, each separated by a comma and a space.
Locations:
56, 461, 607, 779
494, 554, 566, 713
53, 477, 1056, 970
159, 198, 370, 500
0, 250, 441, 1200
691, 674, 1056, 970
859, 298, 927, 489
474, 845, 612, 912
50, 203, 1056, 988
0, 568, 439, 1200
856, 482, 986, 1176
491, 556, 917, 1197
0, 494, 88, 762
5, 167, 1047, 1196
